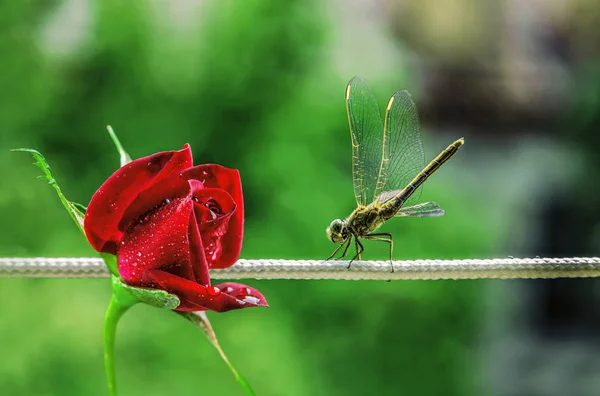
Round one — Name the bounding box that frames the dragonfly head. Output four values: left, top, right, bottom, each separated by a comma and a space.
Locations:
326, 219, 349, 244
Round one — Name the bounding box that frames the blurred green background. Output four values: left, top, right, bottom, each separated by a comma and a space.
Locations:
2, 1, 600, 395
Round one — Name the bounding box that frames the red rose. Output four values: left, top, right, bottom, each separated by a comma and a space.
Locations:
84, 144, 267, 312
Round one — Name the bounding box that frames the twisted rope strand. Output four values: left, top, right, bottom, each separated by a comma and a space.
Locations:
1, 257, 599, 280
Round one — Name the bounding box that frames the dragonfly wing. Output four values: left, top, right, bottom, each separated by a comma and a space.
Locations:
395, 201, 445, 217
375, 90, 424, 206
346, 76, 384, 206
376, 189, 402, 204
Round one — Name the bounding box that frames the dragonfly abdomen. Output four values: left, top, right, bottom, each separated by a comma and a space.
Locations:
390, 138, 464, 210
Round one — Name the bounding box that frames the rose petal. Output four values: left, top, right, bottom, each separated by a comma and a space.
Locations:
117, 197, 197, 287
188, 204, 210, 285
118, 172, 196, 233
212, 282, 269, 307
181, 165, 243, 268
85, 145, 193, 253
189, 186, 239, 268
150, 270, 267, 312
191, 187, 236, 224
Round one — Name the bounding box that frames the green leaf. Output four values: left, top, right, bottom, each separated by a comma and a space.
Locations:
179, 311, 257, 396
106, 125, 132, 167
12, 148, 86, 235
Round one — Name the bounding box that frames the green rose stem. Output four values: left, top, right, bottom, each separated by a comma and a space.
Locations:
96, 126, 134, 395
102, 274, 181, 395
103, 277, 139, 396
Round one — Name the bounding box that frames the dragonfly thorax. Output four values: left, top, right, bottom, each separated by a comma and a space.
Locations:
326, 218, 350, 244
346, 204, 387, 237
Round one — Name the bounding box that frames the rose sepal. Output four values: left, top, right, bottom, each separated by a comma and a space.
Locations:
100, 253, 119, 278
178, 311, 257, 396
12, 148, 86, 234
112, 275, 181, 309
106, 125, 132, 167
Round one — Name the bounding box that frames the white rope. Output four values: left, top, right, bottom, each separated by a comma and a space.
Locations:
1, 257, 599, 280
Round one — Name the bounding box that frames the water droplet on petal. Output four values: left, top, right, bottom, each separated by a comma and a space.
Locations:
243, 296, 261, 305
207, 286, 221, 296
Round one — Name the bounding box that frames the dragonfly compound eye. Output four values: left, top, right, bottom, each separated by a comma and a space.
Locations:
326, 219, 346, 243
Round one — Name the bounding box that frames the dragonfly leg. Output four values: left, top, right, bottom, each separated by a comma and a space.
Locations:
339, 236, 353, 259
327, 237, 352, 260
355, 238, 364, 260
348, 237, 364, 268
327, 240, 345, 260
365, 232, 394, 273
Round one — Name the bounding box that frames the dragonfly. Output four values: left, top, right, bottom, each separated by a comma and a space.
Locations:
326, 76, 464, 272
